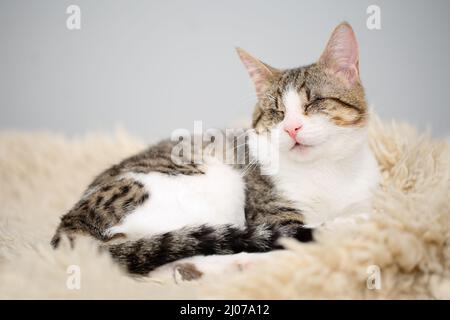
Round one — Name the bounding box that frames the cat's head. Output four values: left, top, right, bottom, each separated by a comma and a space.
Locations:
238, 22, 368, 164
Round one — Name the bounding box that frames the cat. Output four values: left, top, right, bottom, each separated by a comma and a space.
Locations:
51, 22, 379, 277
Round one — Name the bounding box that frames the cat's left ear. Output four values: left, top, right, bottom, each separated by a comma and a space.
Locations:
236, 48, 279, 99
319, 22, 360, 86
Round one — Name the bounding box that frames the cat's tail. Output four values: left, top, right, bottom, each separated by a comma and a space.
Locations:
106, 223, 313, 275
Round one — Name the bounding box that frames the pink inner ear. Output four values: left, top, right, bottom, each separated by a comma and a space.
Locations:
336, 64, 359, 85
244, 62, 271, 98
320, 23, 360, 85
237, 48, 273, 99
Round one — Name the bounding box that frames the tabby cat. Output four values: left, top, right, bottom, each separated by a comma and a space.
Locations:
51, 22, 379, 276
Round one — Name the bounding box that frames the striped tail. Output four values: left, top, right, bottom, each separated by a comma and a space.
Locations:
107, 223, 313, 275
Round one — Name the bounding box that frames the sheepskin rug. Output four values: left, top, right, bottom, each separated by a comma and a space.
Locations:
0, 117, 449, 299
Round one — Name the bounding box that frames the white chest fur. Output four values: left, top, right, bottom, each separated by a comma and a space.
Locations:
273, 144, 379, 227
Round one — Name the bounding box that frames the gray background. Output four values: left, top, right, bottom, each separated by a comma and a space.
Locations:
1, 0, 449, 140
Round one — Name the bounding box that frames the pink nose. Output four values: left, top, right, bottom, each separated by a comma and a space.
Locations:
284, 124, 302, 140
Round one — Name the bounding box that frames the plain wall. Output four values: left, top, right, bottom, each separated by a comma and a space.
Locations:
1, 0, 449, 140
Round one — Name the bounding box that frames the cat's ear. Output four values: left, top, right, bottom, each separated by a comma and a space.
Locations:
319, 22, 360, 85
236, 47, 279, 99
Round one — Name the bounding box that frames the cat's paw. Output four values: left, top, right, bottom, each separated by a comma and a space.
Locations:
173, 263, 204, 283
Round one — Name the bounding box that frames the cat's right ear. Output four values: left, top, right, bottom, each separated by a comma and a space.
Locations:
236, 48, 279, 99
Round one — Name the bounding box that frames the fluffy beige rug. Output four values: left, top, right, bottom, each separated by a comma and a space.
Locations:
0, 117, 449, 299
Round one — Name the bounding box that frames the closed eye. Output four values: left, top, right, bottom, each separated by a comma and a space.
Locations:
304, 97, 326, 111
269, 108, 284, 117
305, 96, 359, 112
